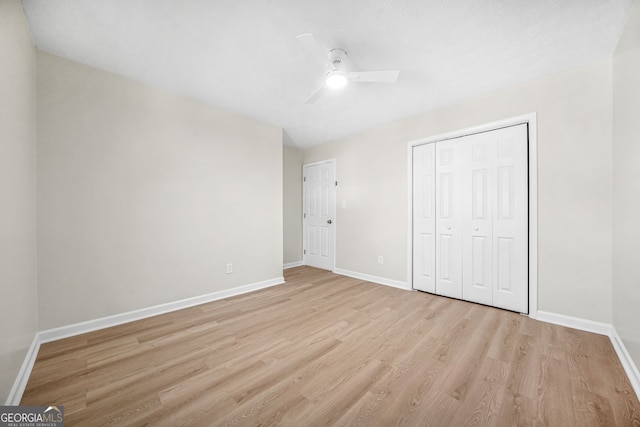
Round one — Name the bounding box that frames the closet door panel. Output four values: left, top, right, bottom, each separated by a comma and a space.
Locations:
435, 140, 463, 299
462, 133, 493, 306
491, 124, 529, 313
412, 144, 436, 292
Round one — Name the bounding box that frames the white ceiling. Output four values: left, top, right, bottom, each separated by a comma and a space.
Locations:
21, 0, 634, 149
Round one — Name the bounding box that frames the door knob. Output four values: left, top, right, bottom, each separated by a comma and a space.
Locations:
327, 220, 332, 224
446, 226, 451, 230
474, 227, 479, 232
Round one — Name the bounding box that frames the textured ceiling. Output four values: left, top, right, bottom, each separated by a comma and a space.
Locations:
21, 0, 634, 149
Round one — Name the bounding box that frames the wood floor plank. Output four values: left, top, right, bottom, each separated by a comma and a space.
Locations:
537, 354, 577, 427
21, 266, 640, 426
299, 358, 391, 426
495, 333, 540, 425
486, 312, 523, 362
447, 356, 510, 426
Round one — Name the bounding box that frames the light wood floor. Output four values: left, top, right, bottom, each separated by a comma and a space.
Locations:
22, 266, 640, 426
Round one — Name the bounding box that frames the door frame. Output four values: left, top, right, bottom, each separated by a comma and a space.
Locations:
302, 159, 337, 271
406, 113, 538, 318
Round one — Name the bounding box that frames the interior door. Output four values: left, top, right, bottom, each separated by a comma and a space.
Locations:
435, 139, 463, 299
412, 143, 436, 292
303, 161, 335, 271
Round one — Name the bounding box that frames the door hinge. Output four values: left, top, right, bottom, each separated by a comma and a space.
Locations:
303, 213, 306, 219
335, 181, 338, 187
303, 177, 306, 182
303, 249, 306, 255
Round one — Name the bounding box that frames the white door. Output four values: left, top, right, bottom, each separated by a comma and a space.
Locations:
434, 139, 463, 299
491, 124, 528, 313
303, 161, 335, 270
412, 123, 529, 313
461, 125, 528, 312
461, 132, 494, 306
412, 143, 436, 292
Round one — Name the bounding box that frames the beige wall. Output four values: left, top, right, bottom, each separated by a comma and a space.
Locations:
613, 1, 640, 368
305, 60, 613, 322
283, 145, 303, 265
0, 0, 38, 403
37, 52, 283, 330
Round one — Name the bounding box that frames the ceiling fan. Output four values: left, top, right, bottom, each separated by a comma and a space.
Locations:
297, 33, 400, 104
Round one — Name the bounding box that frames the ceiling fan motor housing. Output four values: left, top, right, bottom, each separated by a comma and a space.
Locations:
328, 48, 348, 72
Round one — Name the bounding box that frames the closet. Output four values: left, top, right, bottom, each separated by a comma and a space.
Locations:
412, 124, 528, 313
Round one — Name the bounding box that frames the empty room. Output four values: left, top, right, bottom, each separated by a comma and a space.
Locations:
2, 0, 640, 425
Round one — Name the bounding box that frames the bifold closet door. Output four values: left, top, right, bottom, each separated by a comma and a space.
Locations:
413, 140, 464, 298
413, 138, 467, 300
459, 124, 529, 312
413, 123, 529, 313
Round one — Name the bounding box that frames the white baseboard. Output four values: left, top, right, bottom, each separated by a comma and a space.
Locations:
39, 276, 285, 344
283, 261, 304, 269
8, 276, 284, 405
535, 310, 613, 336
536, 310, 640, 400
609, 328, 640, 400
5, 335, 40, 405
333, 268, 410, 290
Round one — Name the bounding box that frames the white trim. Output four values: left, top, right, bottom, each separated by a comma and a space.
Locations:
283, 261, 305, 269
407, 113, 537, 146
302, 158, 337, 271
536, 310, 613, 336
536, 310, 640, 400
333, 268, 410, 290
609, 329, 640, 400
302, 158, 337, 168
406, 113, 538, 316
406, 137, 415, 296
5, 335, 41, 405
527, 115, 539, 319
38, 277, 284, 344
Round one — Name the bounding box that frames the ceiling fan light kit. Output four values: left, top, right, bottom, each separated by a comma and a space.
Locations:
326, 72, 348, 89
297, 33, 400, 104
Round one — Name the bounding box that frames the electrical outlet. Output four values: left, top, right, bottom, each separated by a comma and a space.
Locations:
377, 256, 384, 265
226, 263, 233, 274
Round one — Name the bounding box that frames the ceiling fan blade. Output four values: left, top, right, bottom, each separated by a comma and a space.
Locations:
297, 33, 329, 68
349, 70, 400, 83
304, 84, 327, 104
